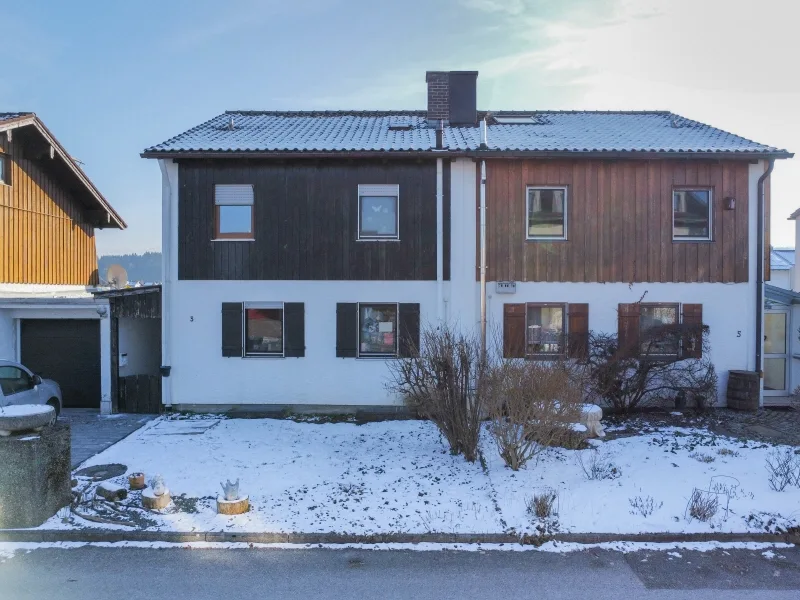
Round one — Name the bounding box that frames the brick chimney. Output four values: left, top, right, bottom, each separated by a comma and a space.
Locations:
426, 71, 478, 126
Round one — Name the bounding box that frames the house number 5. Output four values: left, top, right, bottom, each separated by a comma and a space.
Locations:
736, 331, 741, 337
190, 316, 194, 322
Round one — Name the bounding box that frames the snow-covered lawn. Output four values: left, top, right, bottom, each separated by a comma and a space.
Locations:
42, 416, 800, 535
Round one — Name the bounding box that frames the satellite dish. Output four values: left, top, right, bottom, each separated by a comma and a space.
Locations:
105, 264, 128, 289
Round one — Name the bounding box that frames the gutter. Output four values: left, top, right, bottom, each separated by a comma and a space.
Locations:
755, 159, 775, 383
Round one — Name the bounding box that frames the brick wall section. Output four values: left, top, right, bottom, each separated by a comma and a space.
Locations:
425, 71, 449, 122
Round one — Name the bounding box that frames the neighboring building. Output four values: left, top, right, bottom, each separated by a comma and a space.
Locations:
142, 71, 792, 412
768, 247, 794, 290
0, 112, 126, 413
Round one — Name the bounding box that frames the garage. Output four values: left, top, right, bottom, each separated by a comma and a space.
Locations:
21, 319, 101, 409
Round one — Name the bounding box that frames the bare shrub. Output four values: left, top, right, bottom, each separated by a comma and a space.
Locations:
689, 451, 715, 464
582, 323, 717, 413
387, 324, 486, 463
575, 449, 621, 481
526, 488, 558, 519
687, 489, 719, 522
765, 448, 799, 492
486, 359, 583, 471
628, 495, 663, 518
717, 448, 739, 457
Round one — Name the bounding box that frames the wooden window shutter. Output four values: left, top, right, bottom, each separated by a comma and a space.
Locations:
682, 303, 703, 359
617, 303, 641, 358
283, 303, 305, 358
221, 302, 243, 357
567, 303, 589, 359
336, 303, 358, 358
398, 303, 421, 358
503, 304, 526, 358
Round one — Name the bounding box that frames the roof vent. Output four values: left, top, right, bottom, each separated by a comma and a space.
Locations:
227, 116, 236, 131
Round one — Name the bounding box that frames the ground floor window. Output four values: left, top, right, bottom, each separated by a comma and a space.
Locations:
639, 303, 679, 356
359, 303, 398, 357
526, 303, 566, 358
245, 303, 284, 357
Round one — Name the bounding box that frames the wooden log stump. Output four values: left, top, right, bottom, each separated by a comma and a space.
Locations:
217, 495, 249, 515
142, 487, 171, 510
95, 482, 128, 502
128, 473, 146, 490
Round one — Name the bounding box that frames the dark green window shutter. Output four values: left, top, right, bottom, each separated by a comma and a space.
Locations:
284, 303, 305, 358
221, 302, 243, 357
336, 303, 358, 358
398, 303, 421, 358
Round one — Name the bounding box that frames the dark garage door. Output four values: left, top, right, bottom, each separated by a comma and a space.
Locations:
21, 319, 100, 409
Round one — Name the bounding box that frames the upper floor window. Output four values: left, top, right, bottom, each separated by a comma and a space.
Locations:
527, 187, 567, 240
358, 184, 399, 241
673, 188, 712, 241
0, 154, 9, 185
215, 184, 254, 240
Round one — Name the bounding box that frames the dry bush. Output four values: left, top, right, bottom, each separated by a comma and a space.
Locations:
687, 489, 719, 522
583, 327, 717, 413
486, 359, 583, 471
765, 448, 800, 492
628, 495, 663, 518
387, 324, 486, 463
689, 451, 716, 464
526, 488, 558, 519
575, 449, 622, 481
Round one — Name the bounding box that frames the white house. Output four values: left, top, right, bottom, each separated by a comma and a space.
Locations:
142, 71, 792, 413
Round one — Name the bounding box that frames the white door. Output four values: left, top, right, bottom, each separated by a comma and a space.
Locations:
0, 365, 40, 406
764, 309, 790, 396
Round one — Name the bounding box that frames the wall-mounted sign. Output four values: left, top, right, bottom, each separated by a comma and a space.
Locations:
496, 281, 517, 294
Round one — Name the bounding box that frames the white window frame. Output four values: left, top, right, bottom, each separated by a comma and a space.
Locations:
357, 184, 400, 241
526, 186, 568, 241
357, 302, 400, 358
214, 184, 255, 241
638, 302, 681, 358
672, 188, 713, 242
243, 301, 285, 358
0, 153, 10, 186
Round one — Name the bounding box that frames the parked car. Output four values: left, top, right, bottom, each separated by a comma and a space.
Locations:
0, 359, 63, 416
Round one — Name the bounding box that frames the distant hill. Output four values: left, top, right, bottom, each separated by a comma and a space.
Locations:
98, 252, 162, 284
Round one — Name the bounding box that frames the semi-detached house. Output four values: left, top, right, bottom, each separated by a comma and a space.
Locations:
142, 71, 792, 412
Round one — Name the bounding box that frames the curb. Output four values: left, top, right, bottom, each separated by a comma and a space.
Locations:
0, 530, 797, 546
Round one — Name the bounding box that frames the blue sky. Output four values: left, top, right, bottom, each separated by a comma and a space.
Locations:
3, 0, 798, 255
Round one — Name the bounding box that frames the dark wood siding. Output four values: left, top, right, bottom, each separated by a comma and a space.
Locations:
0, 135, 99, 285
483, 159, 752, 283
178, 160, 438, 281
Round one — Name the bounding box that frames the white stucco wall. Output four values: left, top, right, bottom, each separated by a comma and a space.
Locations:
486, 282, 754, 405
769, 270, 792, 290
118, 317, 161, 377
168, 281, 440, 407
0, 309, 15, 360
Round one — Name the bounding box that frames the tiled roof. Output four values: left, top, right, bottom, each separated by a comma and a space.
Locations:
143, 110, 790, 157
771, 248, 795, 271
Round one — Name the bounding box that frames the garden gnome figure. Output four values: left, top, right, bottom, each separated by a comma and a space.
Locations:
220, 479, 240, 501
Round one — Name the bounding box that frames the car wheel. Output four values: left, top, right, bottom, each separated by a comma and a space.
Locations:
47, 398, 61, 419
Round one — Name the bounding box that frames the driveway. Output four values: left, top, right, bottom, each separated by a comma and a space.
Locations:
61, 409, 156, 468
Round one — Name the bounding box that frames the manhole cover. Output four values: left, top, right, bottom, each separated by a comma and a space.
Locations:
74, 463, 127, 481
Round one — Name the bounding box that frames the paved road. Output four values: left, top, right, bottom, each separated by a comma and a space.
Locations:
1, 546, 798, 599
62, 409, 155, 467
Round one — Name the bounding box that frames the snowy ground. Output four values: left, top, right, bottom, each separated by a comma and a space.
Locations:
37, 415, 800, 535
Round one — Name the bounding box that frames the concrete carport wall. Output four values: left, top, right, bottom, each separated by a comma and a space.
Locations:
0, 292, 112, 413
93, 286, 162, 414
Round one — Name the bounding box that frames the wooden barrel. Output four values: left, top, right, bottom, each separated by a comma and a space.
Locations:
726, 370, 760, 411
